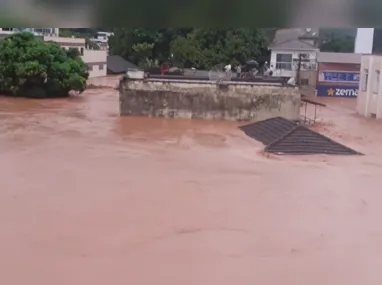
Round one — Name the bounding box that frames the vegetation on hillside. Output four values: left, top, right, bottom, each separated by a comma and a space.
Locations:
0, 32, 88, 98
318, 28, 356, 53
108, 28, 271, 69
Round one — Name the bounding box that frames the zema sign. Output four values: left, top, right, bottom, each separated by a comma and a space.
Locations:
316, 85, 358, 97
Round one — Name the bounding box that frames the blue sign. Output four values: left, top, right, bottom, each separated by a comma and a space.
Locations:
316, 85, 358, 97
321, 71, 360, 83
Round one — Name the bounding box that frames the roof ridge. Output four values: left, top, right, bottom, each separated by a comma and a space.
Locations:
264, 124, 299, 151
264, 125, 362, 155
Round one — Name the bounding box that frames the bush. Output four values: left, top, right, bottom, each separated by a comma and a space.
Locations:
0, 32, 88, 98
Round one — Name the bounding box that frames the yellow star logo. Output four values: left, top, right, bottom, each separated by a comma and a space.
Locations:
327, 88, 335, 96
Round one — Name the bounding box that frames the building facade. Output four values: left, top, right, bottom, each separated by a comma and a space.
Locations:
44, 36, 107, 78
269, 28, 319, 79
316, 52, 361, 98
357, 55, 382, 119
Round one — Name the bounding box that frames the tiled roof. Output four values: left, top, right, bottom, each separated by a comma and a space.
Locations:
239, 116, 296, 145
239, 117, 362, 155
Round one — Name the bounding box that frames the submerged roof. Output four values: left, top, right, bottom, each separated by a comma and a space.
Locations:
239, 117, 362, 155
107, 55, 139, 74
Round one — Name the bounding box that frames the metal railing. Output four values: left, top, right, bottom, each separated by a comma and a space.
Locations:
275, 62, 292, 70
275, 61, 317, 71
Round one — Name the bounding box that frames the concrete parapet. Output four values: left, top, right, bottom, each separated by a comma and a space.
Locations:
119, 77, 301, 121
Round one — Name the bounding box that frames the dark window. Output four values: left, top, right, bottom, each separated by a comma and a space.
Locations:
276, 54, 293, 70
276, 53, 292, 63
300, 78, 309, 85
80, 48, 84, 56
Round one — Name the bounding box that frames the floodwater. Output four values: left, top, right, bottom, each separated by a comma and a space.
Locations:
1, 77, 382, 285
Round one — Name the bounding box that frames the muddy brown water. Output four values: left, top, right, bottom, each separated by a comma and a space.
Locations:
1, 77, 382, 285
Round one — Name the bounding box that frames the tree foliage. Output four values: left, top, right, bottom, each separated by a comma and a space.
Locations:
320, 38, 355, 53
109, 28, 270, 70
318, 28, 356, 53
0, 32, 88, 98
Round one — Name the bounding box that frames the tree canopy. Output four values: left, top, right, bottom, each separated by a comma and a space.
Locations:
0, 32, 88, 98
108, 28, 271, 69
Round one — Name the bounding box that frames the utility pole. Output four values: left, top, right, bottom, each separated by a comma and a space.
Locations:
296, 53, 302, 86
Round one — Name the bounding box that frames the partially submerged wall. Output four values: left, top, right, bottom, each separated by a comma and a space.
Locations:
119, 78, 301, 121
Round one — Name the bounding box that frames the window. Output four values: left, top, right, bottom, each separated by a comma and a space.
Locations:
34, 28, 51, 34
361, 69, 369, 91
80, 48, 84, 56
99, 64, 104, 70
300, 78, 309, 85
373, 70, 380, 93
88, 64, 93, 71
276, 54, 292, 70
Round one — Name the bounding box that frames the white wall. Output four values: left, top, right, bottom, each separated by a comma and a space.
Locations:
82, 50, 106, 63
87, 64, 107, 78
82, 50, 107, 78
354, 28, 374, 54
270, 49, 318, 78
44, 36, 85, 45
357, 55, 382, 119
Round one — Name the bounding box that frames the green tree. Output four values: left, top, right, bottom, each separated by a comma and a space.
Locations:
0, 32, 88, 98
109, 28, 271, 69
320, 38, 355, 53
171, 28, 270, 69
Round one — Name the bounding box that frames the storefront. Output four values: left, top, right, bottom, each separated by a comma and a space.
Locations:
316, 52, 361, 98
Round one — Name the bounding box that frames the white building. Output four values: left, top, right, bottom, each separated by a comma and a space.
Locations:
269, 28, 319, 78
357, 54, 382, 119
89, 31, 114, 51
93, 31, 113, 44
354, 28, 374, 54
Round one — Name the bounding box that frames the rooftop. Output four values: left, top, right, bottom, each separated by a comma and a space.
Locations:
270, 28, 320, 50
318, 52, 361, 64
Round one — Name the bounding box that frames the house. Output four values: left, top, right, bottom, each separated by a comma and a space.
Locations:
269, 28, 320, 79
0, 28, 108, 78
357, 54, 382, 119
107, 55, 139, 74
43, 35, 107, 78
316, 52, 361, 97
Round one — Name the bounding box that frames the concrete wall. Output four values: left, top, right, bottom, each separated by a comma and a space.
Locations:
119, 78, 301, 122
357, 54, 382, 119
